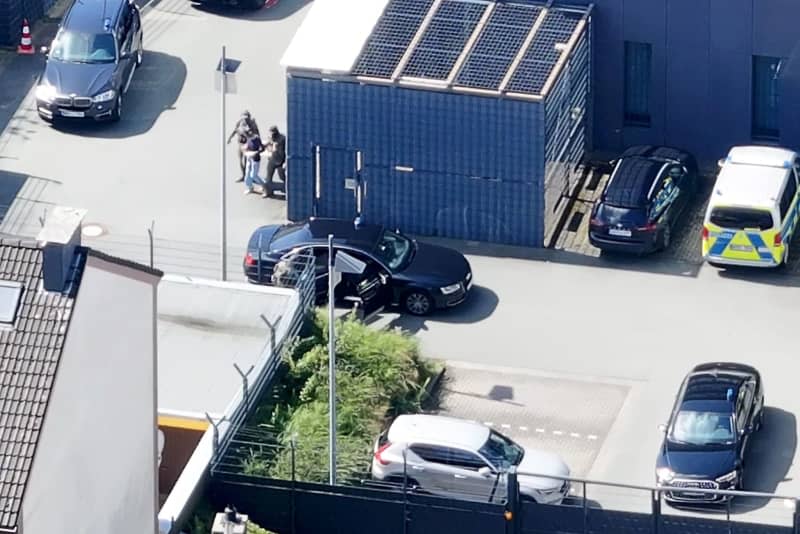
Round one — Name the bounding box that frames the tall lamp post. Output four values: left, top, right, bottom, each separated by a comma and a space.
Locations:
216, 47, 241, 281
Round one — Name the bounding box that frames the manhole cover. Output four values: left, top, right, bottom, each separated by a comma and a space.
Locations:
81, 223, 105, 238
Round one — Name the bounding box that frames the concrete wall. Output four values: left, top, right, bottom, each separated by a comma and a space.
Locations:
573, 0, 800, 165
21, 255, 159, 534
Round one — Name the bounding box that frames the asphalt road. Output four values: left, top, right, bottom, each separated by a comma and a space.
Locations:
1, 0, 800, 526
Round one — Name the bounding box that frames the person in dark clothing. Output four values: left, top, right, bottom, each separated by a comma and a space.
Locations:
227, 111, 260, 182
242, 129, 269, 198
264, 125, 286, 197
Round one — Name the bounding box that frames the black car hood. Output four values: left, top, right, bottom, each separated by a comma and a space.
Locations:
661, 442, 737, 478
396, 242, 470, 285
42, 60, 115, 97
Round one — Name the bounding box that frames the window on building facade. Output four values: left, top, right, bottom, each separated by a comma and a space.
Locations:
752, 55, 782, 140
624, 41, 652, 126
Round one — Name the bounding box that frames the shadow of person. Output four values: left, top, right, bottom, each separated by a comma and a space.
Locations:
383, 285, 499, 335
50, 51, 187, 139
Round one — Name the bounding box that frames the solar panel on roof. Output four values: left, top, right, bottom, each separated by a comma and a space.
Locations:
454, 4, 541, 91
401, 0, 487, 80
506, 10, 582, 94
352, 0, 435, 78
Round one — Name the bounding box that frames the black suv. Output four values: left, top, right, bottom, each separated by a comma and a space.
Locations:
35, 0, 143, 122
656, 363, 764, 503
589, 146, 698, 254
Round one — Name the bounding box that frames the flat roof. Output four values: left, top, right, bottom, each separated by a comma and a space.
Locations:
712, 161, 789, 209
157, 275, 298, 419
282, 0, 591, 100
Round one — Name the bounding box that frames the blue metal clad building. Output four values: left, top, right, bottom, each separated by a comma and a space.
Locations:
566, 0, 800, 166
282, 0, 591, 247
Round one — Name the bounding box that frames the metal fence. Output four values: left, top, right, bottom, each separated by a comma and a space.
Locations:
210, 437, 800, 534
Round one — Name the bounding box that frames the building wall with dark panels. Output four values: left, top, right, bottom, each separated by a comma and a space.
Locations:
0, 0, 23, 46
564, 0, 800, 164
286, 76, 547, 247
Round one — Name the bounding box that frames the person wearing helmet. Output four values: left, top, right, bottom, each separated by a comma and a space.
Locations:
227, 110, 260, 182
264, 125, 286, 197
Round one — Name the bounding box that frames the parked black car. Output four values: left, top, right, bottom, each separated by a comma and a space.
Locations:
589, 145, 698, 254
35, 0, 143, 122
243, 218, 473, 316
656, 362, 764, 503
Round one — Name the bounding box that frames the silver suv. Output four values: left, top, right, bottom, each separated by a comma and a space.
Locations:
371, 414, 571, 504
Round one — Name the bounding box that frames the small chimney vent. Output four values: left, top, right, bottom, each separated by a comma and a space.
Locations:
36, 206, 87, 293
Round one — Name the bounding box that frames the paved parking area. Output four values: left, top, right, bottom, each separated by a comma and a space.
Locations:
435, 361, 631, 478
553, 170, 800, 276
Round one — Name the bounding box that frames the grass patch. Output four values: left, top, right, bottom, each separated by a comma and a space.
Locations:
243, 310, 440, 483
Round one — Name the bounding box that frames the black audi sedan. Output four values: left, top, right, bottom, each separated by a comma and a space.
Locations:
243, 218, 473, 315
35, 0, 143, 122
589, 145, 698, 255
656, 363, 764, 504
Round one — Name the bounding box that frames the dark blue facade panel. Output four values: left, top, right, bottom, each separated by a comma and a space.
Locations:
286, 77, 545, 247
566, 0, 800, 164
664, 0, 710, 160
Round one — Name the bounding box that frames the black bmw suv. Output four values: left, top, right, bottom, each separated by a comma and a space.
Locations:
243, 218, 473, 316
656, 362, 764, 503
35, 0, 143, 122
589, 145, 698, 255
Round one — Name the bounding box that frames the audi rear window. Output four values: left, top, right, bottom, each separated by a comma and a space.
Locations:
604, 158, 662, 208
709, 207, 774, 230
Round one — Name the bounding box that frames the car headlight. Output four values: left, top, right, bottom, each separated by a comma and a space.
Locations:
656, 467, 674, 483
440, 283, 461, 295
35, 84, 57, 103
716, 470, 738, 484
92, 89, 116, 103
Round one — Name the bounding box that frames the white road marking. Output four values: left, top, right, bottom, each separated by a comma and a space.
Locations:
484, 421, 494, 427
570, 432, 581, 438
587, 434, 598, 440
552, 430, 564, 436
501, 424, 511, 429
535, 428, 546, 433
519, 426, 528, 431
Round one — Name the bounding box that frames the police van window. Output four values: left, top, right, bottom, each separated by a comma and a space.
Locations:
780, 177, 797, 218
710, 207, 774, 230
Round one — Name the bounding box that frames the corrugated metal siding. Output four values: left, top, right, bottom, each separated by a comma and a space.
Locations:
287, 77, 546, 247
542, 21, 590, 236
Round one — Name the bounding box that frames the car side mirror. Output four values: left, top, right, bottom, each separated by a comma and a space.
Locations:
40, 45, 49, 56
478, 467, 493, 478
658, 424, 667, 434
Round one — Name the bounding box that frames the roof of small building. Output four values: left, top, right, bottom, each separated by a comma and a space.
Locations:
0, 238, 85, 529
282, 0, 590, 100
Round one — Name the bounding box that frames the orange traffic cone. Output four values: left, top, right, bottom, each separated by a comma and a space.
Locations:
17, 19, 34, 55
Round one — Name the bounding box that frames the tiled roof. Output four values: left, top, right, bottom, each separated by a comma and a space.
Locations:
0, 238, 85, 529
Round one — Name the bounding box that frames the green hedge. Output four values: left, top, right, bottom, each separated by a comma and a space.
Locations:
243, 311, 439, 483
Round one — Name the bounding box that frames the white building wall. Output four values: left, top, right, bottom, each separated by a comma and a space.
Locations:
21, 255, 159, 534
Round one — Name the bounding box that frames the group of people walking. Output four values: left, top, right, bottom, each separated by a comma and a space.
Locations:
227, 110, 286, 198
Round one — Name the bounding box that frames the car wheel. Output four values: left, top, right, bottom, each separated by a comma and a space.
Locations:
111, 94, 122, 122
660, 225, 671, 251
403, 290, 433, 316
136, 36, 143, 66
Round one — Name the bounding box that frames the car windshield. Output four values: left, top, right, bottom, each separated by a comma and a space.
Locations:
50, 30, 116, 64
669, 411, 735, 445
373, 230, 413, 272
478, 430, 524, 470
604, 158, 661, 209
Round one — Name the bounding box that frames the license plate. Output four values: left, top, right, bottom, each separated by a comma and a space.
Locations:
609, 228, 632, 237
729, 244, 753, 252
60, 110, 85, 118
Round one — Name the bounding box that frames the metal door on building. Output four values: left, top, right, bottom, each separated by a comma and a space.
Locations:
312, 146, 363, 220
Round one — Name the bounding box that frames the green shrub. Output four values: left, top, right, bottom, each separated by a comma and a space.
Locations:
242, 310, 440, 483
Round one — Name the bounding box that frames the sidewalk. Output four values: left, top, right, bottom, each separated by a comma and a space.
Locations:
0, 0, 69, 137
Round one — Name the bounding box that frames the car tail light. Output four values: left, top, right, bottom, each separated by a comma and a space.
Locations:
775, 232, 783, 246
702, 227, 709, 240
244, 252, 257, 266
637, 222, 658, 232
590, 217, 604, 227
374, 442, 392, 466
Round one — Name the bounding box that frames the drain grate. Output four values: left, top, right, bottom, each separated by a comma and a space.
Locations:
567, 211, 584, 232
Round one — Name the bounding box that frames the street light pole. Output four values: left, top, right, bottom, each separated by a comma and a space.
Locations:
220, 45, 228, 281
328, 233, 337, 485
